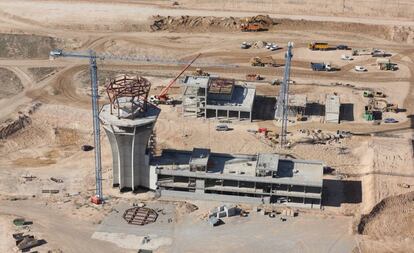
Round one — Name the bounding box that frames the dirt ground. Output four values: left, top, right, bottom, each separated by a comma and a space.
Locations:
0, 1, 413, 252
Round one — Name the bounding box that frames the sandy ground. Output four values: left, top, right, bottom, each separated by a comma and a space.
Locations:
0, 1, 413, 252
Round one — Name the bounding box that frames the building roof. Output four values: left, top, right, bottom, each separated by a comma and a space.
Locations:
289, 95, 307, 107
190, 148, 210, 167
152, 149, 324, 187
182, 75, 210, 88
205, 85, 255, 111
256, 154, 280, 172
325, 95, 340, 114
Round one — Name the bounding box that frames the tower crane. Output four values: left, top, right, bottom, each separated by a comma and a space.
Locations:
275, 42, 294, 148
49, 49, 203, 204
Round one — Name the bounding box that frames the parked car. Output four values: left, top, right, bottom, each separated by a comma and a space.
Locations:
215, 124, 229, 131
336, 44, 349, 50
270, 44, 279, 51
384, 118, 398, 123
354, 66, 367, 72
341, 55, 353, 60
240, 42, 251, 49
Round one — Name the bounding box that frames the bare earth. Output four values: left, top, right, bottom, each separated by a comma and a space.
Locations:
0, 1, 413, 252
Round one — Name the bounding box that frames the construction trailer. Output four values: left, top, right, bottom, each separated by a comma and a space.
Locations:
153, 149, 324, 209
181, 75, 256, 121
325, 95, 340, 123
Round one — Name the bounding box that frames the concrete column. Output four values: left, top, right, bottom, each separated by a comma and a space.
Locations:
227, 110, 229, 119
238, 111, 240, 120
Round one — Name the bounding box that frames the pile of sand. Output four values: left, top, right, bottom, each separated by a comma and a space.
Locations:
150, 15, 273, 32
0, 68, 23, 98
358, 191, 414, 239
389, 26, 414, 44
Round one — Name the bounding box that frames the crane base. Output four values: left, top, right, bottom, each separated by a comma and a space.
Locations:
91, 195, 103, 205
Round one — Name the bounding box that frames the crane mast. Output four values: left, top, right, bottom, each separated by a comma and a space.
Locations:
275, 42, 294, 148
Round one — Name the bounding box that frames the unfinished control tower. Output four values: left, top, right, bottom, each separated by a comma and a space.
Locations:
100, 75, 160, 191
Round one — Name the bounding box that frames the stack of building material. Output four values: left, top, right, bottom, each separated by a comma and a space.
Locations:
208, 204, 238, 218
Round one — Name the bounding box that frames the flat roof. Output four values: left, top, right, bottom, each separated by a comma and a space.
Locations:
206, 85, 255, 111
325, 95, 340, 114
190, 148, 210, 167
256, 153, 280, 172
182, 75, 210, 88
289, 95, 307, 107
152, 149, 324, 187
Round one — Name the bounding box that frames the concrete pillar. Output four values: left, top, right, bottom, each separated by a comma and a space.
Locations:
238, 111, 240, 120
216, 109, 218, 119
227, 110, 229, 119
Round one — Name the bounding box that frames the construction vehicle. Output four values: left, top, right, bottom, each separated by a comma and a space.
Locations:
240, 15, 271, 32
246, 74, 263, 81
385, 103, 398, 112
308, 42, 329, 51
363, 90, 386, 98
376, 59, 398, 71
250, 56, 278, 67
240, 23, 264, 32
151, 53, 201, 105
192, 68, 209, 76
311, 62, 332, 71
352, 48, 372, 56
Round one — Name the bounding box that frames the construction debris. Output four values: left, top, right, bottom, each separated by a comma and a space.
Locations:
0, 102, 41, 139
42, 189, 59, 194
250, 56, 278, 67
12, 233, 44, 252
50, 177, 63, 183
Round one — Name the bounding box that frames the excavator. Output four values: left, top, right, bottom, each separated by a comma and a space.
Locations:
150, 53, 201, 105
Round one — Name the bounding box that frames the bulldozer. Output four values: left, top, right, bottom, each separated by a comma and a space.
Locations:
250, 56, 278, 67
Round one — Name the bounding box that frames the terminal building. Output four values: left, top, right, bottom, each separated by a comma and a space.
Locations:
151, 148, 324, 209
181, 76, 256, 121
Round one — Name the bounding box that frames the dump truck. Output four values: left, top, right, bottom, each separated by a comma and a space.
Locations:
240, 15, 272, 32
308, 42, 329, 51
241, 23, 265, 32
250, 56, 278, 67
310, 62, 332, 71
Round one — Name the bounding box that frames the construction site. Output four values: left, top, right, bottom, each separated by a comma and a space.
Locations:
0, 1, 413, 253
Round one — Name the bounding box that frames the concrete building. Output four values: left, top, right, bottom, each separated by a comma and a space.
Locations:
325, 95, 340, 123
152, 149, 324, 209
181, 76, 255, 121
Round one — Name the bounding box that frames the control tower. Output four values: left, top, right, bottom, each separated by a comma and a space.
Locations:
99, 75, 160, 191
